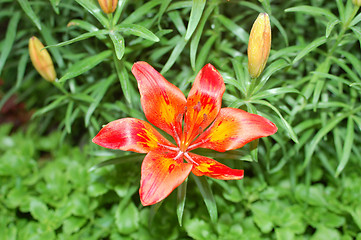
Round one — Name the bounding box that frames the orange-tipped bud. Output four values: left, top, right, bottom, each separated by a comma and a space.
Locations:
28, 36, 56, 82
352, 0, 361, 6
247, 13, 271, 78
98, 0, 118, 14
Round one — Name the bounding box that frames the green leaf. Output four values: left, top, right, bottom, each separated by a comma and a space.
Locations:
190, 4, 215, 70
59, 50, 112, 83
67, 19, 100, 32
285, 5, 338, 21
30, 199, 49, 223
109, 31, 125, 60
32, 96, 68, 118
230, 58, 248, 95
89, 154, 144, 171
49, 0, 61, 14
303, 108, 359, 170
16, 52, 28, 89
336, 49, 361, 79
336, 0, 345, 22
326, 19, 341, 38
192, 175, 217, 222
350, 26, 361, 48
195, 34, 217, 72
161, 36, 188, 74
114, 23, 160, 42
168, 11, 186, 35
0, 12, 20, 75
311, 226, 340, 240
47, 30, 109, 48
185, 0, 206, 41
113, 0, 128, 25
122, 0, 162, 24
253, 59, 290, 94
252, 87, 302, 100
335, 116, 354, 176
75, 0, 108, 27
217, 15, 249, 44
114, 58, 132, 104
293, 36, 327, 64
115, 202, 139, 234
17, 0, 42, 30
64, 101, 74, 134
177, 178, 188, 226
350, 12, 361, 27
63, 217, 87, 235
85, 75, 115, 126
251, 99, 299, 143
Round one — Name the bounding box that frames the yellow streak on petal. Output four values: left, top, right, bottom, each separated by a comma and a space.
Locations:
207, 120, 236, 143
158, 98, 176, 125
136, 127, 159, 150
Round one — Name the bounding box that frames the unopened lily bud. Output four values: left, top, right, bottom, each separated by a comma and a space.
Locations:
98, 0, 118, 14
247, 13, 271, 78
352, 0, 361, 6
28, 36, 56, 82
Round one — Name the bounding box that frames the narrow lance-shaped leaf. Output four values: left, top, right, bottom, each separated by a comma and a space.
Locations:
122, 0, 162, 24
65, 101, 74, 134
85, 75, 115, 126
0, 12, 20, 75
32, 96, 68, 118
113, 0, 128, 25
326, 19, 341, 38
109, 31, 125, 60
303, 109, 358, 170
114, 57, 132, 105
46, 30, 110, 48
336, 116, 355, 176
252, 59, 290, 95
192, 175, 218, 222
75, 0, 108, 27
195, 34, 217, 72
161, 36, 188, 74
190, 4, 215, 70
293, 36, 327, 64
49, 0, 61, 14
67, 19, 100, 32
17, 0, 42, 30
177, 178, 188, 226
251, 99, 298, 143
114, 24, 159, 42
168, 11, 186, 35
59, 50, 112, 83
231, 58, 248, 95
285, 5, 338, 21
252, 87, 303, 100
185, 0, 206, 41
217, 15, 249, 44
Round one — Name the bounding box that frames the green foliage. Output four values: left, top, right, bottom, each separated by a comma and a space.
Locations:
1, 0, 361, 238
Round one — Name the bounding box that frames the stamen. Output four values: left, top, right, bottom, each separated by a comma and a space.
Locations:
184, 152, 199, 166
172, 125, 181, 146
174, 151, 183, 161
187, 139, 206, 151
157, 143, 179, 151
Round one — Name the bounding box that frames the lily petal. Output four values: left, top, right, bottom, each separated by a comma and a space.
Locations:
185, 152, 244, 180
189, 108, 277, 152
183, 64, 225, 146
140, 151, 193, 206
92, 118, 176, 153
132, 62, 186, 141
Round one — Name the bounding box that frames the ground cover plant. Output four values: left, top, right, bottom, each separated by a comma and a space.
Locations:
1, 0, 361, 239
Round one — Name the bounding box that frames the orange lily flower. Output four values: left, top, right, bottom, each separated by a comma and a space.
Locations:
93, 62, 277, 206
